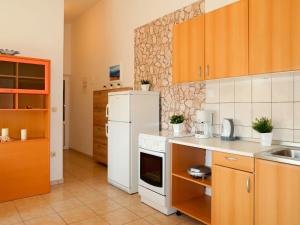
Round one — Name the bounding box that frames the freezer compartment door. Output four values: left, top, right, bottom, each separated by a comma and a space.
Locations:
108, 94, 130, 122
107, 121, 130, 188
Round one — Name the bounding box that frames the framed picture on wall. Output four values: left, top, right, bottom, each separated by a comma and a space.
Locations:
109, 65, 120, 81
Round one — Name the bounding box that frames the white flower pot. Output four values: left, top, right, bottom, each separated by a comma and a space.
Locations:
173, 123, 183, 134
141, 84, 150, 91
260, 133, 273, 146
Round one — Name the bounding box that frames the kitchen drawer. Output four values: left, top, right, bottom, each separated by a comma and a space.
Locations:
212, 152, 254, 172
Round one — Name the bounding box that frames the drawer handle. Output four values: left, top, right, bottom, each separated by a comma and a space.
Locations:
246, 177, 250, 193
225, 157, 238, 161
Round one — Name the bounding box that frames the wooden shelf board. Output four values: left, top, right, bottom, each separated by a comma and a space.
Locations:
0, 137, 49, 145
0, 109, 48, 111
173, 195, 211, 225
19, 76, 44, 80
172, 171, 212, 188
0, 74, 16, 78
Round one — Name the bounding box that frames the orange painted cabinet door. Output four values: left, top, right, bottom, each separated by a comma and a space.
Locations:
255, 159, 300, 225
172, 15, 205, 84
212, 165, 254, 225
249, 0, 300, 74
205, 0, 249, 80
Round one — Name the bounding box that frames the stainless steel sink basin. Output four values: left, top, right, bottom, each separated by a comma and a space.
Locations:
271, 149, 300, 159
256, 147, 300, 166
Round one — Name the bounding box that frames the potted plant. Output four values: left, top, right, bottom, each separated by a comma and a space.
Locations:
141, 80, 150, 91
252, 117, 273, 146
170, 114, 185, 134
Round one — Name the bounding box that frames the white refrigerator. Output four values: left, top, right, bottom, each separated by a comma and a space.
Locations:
106, 91, 159, 194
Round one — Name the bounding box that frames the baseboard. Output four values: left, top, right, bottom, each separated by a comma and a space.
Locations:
50, 178, 64, 186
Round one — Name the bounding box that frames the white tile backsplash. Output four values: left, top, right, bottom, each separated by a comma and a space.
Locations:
294, 103, 300, 129
220, 103, 234, 123
294, 71, 300, 102
252, 103, 271, 120
206, 80, 220, 103
235, 103, 252, 126
235, 78, 252, 102
220, 79, 234, 103
272, 72, 294, 102
252, 75, 271, 102
205, 71, 300, 143
294, 130, 300, 142
235, 126, 252, 138
272, 103, 293, 129
273, 129, 294, 142
204, 103, 220, 125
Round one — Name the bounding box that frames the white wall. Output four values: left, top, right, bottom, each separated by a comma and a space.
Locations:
0, 0, 64, 182
64, 24, 72, 75
70, 0, 204, 155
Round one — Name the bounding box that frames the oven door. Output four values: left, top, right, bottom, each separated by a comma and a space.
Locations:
139, 148, 166, 196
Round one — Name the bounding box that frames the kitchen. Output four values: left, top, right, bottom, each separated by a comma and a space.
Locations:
93, 0, 300, 225
0, 0, 299, 224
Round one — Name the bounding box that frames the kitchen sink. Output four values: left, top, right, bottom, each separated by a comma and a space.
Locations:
256, 147, 300, 166
271, 149, 300, 159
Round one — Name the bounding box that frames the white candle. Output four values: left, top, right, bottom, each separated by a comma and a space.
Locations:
1, 128, 9, 138
21, 129, 27, 141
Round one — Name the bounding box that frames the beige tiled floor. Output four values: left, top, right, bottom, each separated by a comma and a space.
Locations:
0, 150, 202, 225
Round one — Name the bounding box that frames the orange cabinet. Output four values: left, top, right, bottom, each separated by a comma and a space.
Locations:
249, 0, 300, 74
0, 55, 50, 202
172, 15, 205, 84
255, 159, 300, 225
212, 165, 254, 225
205, 0, 249, 79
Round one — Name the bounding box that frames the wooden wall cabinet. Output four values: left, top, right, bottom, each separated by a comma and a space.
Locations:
173, 15, 205, 84
93, 87, 131, 165
249, 0, 300, 74
205, 0, 249, 79
255, 159, 300, 225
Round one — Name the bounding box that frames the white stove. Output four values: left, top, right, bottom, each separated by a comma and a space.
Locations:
138, 131, 191, 215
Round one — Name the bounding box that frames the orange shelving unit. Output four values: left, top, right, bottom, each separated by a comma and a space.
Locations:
0, 55, 50, 202
171, 144, 212, 225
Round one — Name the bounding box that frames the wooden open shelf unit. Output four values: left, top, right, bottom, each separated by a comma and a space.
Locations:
0, 55, 50, 202
172, 144, 211, 225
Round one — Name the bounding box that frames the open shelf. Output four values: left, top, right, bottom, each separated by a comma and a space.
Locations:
173, 195, 211, 225
0, 137, 49, 144
172, 171, 211, 188
172, 144, 212, 224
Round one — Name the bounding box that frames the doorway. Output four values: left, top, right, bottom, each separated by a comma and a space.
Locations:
63, 75, 70, 149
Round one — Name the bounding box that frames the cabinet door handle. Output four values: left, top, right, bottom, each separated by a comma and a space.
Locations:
246, 177, 250, 193
205, 65, 209, 77
199, 66, 202, 79
106, 104, 109, 118
105, 123, 109, 138
225, 157, 238, 161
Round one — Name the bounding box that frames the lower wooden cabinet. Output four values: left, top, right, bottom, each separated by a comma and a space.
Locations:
0, 139, 50, 202
212, 165, 254, 225
255, 159, 300, 225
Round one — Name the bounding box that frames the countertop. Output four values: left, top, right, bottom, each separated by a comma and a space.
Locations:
169, 136, 277, 157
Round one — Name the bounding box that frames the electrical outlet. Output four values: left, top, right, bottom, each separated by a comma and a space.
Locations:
50, 152, 56, 157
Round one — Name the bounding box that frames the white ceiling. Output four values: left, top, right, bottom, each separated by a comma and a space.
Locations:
64, 0, 101, 23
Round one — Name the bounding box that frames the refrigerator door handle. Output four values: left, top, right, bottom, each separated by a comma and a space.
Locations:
105, 123, 109, 137
106, 104, 109, 118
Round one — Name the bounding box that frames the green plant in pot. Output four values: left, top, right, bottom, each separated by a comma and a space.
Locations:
252, 117, 273, 146
170, 114, 185, 134
141, 79, 150, 91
